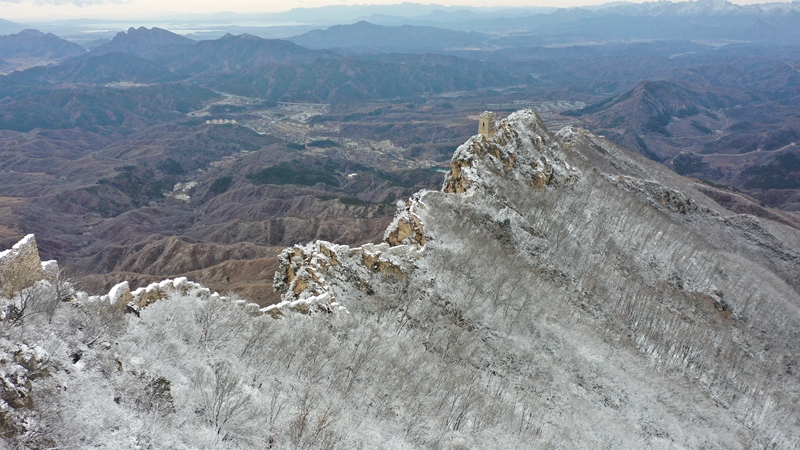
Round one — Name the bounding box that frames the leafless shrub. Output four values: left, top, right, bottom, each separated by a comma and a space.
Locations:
192, 360, 258, 441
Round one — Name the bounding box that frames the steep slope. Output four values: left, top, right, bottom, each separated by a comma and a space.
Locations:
567, 69, 800, 211
274, 110, 800, 447
1, 110, 799, 448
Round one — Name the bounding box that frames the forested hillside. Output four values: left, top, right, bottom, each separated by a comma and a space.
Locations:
2, 111, 798, 448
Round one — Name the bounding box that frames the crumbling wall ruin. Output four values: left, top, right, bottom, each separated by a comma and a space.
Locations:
0, 235, 56, 299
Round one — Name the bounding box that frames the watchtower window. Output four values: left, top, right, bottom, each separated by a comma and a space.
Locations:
479, 111, 497, 138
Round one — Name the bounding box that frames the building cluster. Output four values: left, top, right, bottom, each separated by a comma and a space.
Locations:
205, 119, 238, 125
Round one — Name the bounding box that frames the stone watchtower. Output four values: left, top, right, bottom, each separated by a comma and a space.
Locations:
478, 111, 497, 138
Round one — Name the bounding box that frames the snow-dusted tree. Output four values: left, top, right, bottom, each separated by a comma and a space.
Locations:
192, 360, 259, 441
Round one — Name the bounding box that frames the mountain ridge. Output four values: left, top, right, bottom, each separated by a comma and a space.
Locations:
289, 21, 489, 53
90, 26, 195, 59
1, 110, 799, 447
0, 28, 85, 60
272, 109, 800, 446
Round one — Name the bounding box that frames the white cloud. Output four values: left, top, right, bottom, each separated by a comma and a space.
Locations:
4, 0, 129, 4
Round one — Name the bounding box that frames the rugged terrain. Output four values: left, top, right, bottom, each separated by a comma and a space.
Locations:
566, 60, 800, 211
1, 8, 800, 300
0, 2, 799, 447
1, 110, 798, 448
272, 110, 800, 447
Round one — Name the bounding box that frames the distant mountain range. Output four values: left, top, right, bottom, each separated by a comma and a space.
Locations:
90, 26, 195, 59
0, 17, 24, 35
565, 51, 800, 210
289, 21, 488, 53
284, 0, 800, 45
3, 0, 800, 44
0, 27, 519, 107
280, 1, 800, 54
361, 0, 800, 43
0, 29, 85, 60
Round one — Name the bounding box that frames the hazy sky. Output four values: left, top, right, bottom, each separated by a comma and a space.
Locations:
0, 0, 777, 21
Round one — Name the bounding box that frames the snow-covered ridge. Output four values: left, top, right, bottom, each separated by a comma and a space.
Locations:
1, 111, 584, 318
270, 190, 428, 316
3, 110, 800, 448
0, 233, 351, 320
0, 235, 271, 317
274, 110, 582, 311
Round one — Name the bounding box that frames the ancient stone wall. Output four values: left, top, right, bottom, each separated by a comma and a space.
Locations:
0, 235, 46, 298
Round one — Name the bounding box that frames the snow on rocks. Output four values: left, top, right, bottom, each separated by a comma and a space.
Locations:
89, 276, 269, 317
443, 109, 579, 195
0, 235, 50, 298
0, 340, 49, 437
0, 234, 270, 322
273, 110, 582, 316
554, 126, 583, 144
271, 238, 424, 317
40, 260, 59, 278
607, 174, 700, 215
270, 241, 347, 317
384, 192, 429, 247
126, 277, 218, 312
108, 281, 134, 306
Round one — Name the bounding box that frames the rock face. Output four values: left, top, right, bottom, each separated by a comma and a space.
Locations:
384, 194, 427, 247
271, 109, 800, 447
274, 110, 581, 310
272, 191, 430, 316
271, 239, 421, 317
443, 110, 578, 194
0, 235, 56, 298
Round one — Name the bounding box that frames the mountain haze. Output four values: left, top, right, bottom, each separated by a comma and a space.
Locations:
0, 29, 85, 60
290, 21, 489, 53
567, 59, 800, 211
91, 27, 195, 59
1, 12, 800, 447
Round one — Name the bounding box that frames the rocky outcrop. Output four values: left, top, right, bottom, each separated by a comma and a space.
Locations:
443, 110, 579, 195
270, 239, 421, 317
273, 110, 582, 315
84, 277, 223, 313
0, 235, 268, 318
83, 277, 271, 318
270, 242, 343, 317
384, 194, 427, 247
0, 235, 58, 299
